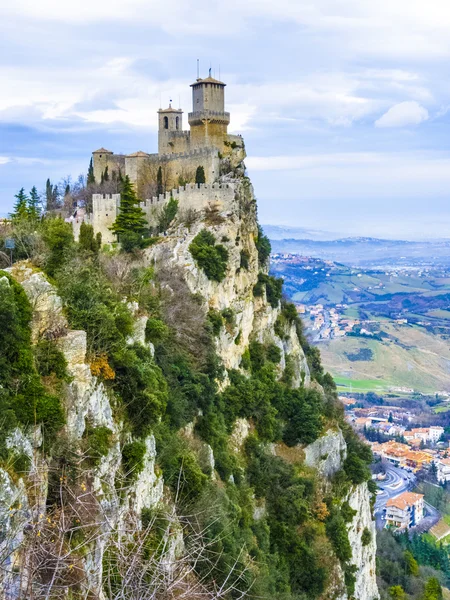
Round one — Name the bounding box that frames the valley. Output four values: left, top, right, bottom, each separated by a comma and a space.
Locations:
270, 252, 450, 395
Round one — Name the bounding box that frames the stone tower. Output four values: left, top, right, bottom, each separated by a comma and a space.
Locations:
158, 103, 183, 154
188, 74, 230, 150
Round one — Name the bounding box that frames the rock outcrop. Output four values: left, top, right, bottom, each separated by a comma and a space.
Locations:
0, 153, 377, 600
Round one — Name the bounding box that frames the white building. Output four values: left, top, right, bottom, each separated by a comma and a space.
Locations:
385, 492, 424, 530
437, 458, 450, 483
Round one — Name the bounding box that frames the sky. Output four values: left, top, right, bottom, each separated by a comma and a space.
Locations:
2, 1, 450, 239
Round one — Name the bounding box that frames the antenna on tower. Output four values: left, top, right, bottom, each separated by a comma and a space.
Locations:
197, 58, 199, 79
159, 92, 161, 109
219, 64, 221, 80
178, 94, 181, 109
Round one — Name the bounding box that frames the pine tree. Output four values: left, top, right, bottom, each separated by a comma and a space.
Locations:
423, 577, 443, 600
157, 166, 163, 196
87, 157, 95, 185
28, 186, 41, 220
195, 165, 205, 185
46, 179, 60, 211
111, 175, 147, 238
11, 188, 29, 220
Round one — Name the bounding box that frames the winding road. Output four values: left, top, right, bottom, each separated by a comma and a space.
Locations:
373, 460, 440, 532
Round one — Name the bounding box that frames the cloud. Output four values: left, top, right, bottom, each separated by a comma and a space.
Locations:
0, 157, 10, 165
375, 101, 429, 128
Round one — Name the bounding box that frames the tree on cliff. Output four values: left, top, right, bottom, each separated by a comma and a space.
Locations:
28, 186, 41, 220
111, 175, 147, 250
195, 165, 205, 185
11, 188, 28, 221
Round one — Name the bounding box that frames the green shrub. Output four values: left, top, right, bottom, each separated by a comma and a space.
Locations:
56, 262, 135, 355
158, 197, 178, 232
11, 452, 31, 475
249, 340, 266, 372
41, 217, 75, 276
326, 510, 352, 563
79, 222, 101, 254
111, 345, 168, 437
0, 272, 65, 445
281, 387, 323, 446
255, 225, 271, 266
240, 249, 250, 270
341, 500, 357, 523
361, 527, 372, 546
253, 274, 283, 308
34, 339, 69, 380
240, 349, 251, 371
145, 318, 169, 344
122, 441, 146, 481
206, 309, 223, 336
221, 307, 234, 324
83, 422, 113, 466
266, 343, 281, 364
156, 433, 207, 505
189, 230, 229, 282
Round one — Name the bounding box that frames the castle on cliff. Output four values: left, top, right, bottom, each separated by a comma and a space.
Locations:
71, 73, 244, 243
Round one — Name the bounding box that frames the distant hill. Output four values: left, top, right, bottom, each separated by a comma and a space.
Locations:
261, 224, 342, 241
268, 235, 450, 267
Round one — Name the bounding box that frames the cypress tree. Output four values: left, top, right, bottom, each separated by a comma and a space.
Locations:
11, 188, 29, 221
111, 175, 147, 238
87, 157, 95, 185
157, 166, 163, 196
195, 165, 206, 185
28, 186, 41, 220
79, 222, 98, 253
103, 166, 109, 182
45, 178, 53, 210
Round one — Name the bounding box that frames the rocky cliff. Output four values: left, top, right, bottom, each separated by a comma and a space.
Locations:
0, 149, 378, 600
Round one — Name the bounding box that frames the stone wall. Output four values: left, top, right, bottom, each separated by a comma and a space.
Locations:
140, 182, 235, 227
91, 194, 120, 244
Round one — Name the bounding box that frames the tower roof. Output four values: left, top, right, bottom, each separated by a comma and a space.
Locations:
158, 102, 182, 113
126, 151, 150, 157
191, 76, 226, 87
93, 147, 113, 154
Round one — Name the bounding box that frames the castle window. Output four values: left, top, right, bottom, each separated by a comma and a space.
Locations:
176, 116, 179, 130
164, 116, 168, 129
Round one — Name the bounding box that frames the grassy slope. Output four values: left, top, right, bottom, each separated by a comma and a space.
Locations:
319, 323, 450, 393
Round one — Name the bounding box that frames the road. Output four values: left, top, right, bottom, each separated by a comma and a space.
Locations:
374, 460, 417, 530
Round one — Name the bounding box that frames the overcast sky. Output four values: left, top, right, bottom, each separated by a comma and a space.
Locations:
2, 1, 450, 239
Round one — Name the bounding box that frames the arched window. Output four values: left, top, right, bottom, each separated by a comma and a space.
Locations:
164, 116, 168, 129
176, 116, 179, 130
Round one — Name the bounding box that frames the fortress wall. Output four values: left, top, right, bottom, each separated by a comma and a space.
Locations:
70, 213, 91, 241
93, 154, 126, 182
139, 182, 235, 226
137, 148, 220, 191
91, 194, 120, 244
160, 130, 190, 154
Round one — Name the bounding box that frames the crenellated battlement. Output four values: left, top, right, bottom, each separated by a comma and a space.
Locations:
139, 182, 234, 209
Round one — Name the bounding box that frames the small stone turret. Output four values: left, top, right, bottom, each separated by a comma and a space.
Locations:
158, 103, 184, 154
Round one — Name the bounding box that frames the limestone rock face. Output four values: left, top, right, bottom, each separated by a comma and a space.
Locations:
346, 482, 379, 600
304, 428, 347, 478
10, 266, 67, 341
146, 178, 310, 385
